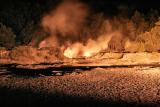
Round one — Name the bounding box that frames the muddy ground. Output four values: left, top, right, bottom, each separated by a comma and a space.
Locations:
0, 67, 160, 107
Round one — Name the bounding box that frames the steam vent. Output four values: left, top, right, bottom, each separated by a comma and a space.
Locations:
1, 0, 160, 107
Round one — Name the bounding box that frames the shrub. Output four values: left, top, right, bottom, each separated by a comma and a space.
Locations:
126, 20, 160, 52
131, 11, 150, 35
136, 20, 160, 52
19, 20, 47, 47
0, 23, 16, 49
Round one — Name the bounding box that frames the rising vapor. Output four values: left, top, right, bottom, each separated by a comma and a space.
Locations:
39, 0, 151, 58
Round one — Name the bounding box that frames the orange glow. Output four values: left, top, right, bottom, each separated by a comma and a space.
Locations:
39, 0, 133, 59
63, 33, 114, 58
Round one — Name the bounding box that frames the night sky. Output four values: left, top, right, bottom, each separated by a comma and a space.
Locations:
0, 0, 160, 12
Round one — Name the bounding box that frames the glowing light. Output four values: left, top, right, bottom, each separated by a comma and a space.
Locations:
63, 34, 114, 58
83, 52, 92, 57
64, 47, 76, 58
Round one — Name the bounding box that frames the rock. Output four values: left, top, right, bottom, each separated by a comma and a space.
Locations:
92, 52, 123, 59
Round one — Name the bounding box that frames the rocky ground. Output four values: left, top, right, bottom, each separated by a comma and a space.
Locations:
0, 67, 160, 107
1, 47, 160, 106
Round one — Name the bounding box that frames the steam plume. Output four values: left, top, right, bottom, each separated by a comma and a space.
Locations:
39, 0, 153, 58
40, 0, 89, 47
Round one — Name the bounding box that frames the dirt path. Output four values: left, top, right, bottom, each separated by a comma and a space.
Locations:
0, 67, 160, 107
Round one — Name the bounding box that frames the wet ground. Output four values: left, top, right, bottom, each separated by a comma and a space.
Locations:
0, 67, 160, 107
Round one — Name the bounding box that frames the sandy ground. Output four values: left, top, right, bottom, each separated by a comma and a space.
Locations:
0, 67, 160, 107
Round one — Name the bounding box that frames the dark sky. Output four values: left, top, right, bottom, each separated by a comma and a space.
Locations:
0, 0, 160, 26
0, 0, 159, 22
85, 0, 160, 13
0, 0, 160, 10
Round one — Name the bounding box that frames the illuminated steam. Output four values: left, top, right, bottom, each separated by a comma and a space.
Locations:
40, 0, 90, 55
41, 0, 88, 37
39, 0, 151, 58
